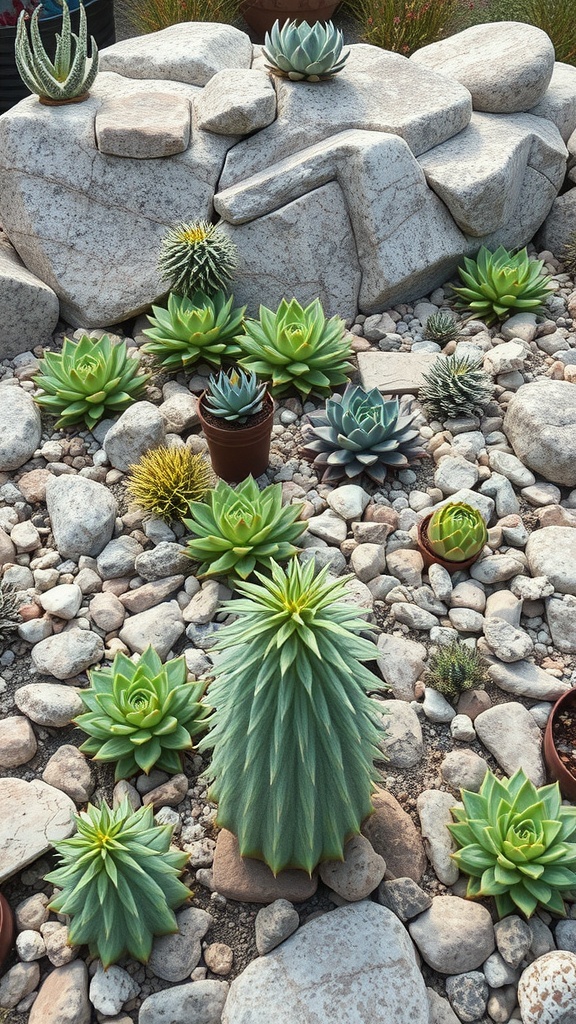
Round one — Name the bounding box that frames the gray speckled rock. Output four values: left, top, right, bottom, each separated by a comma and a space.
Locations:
14, 683, 83, 727
46, 474, 117, 558
148, 907, 212, 983
31, 628, 104, 680
119, 601, 185, 659
408, 896, 495, 974
255, 900, 300, 956
504, 381, 576, 487
474, 702, 545, 785
0, 234, 59, 359
0, 386, 42, 471
100, 22, 252, 85
526, 527, 576, 596
103, 401, 165, 472
377, 700, 423, 768
0, 778, 75, 883
139, 980, 229, 1024
416, 790, 459, 885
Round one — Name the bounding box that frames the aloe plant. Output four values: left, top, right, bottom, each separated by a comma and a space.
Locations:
419, 353, 494, 421
200, 559, 385, 875
75, 646, 211, 779
33, 334, 150, 430
184, 477, 306, 580
453, 246, 554, 325
449, 768, 576, 918
426, 639, 488, 704
15, 1, 98, 102
158, 221, 237, 298
143, 290, 244, 371
45, 800, 190, 967
203, 367, 267, 423
426, 502, 487, 563
424, 311, 460, 346
262, 19, 350, 81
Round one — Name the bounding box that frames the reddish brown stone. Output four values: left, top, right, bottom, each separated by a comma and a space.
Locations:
361, 787, 427, 883
536, 505, 576, 529
457, 688, 492, 721
212, 829, 318, 904
363, 506, 399, 529
16, 469, 51, 504
18, 603, 42, 621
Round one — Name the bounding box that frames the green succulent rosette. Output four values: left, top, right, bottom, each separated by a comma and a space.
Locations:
449, 769, 576, 918
262, 18, 350, 81
204, 367, 267, 423
75, 646, 211, 779
453, 245, 554, 326
142, 289, 245, 371
426, 502, 487, 562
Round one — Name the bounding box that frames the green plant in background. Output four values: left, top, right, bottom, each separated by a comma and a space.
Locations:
199, 559, 385, 875
142, 290, 245, 371
121, 0, 239, 34
33, 334, 150, 430
301, 383, 425, 485
561, 234, 576, 274
16, 2, 98, 102
426, 639, 488, 703
126, 446, 212, 523
262, 19, 350, 81
75, 647, 211, 779
158, 221, 237, 298
45, 800, 190, 967
426, 502, 487, 562
184, 477, 306, 580
449, 768, 576, 918
347, 0, 461, 56
424, 310, 460, 346
453, 246, 554, 326
238, 297, 353, 398
0, 581, 21, 641
419, 353, 494, 420
203, 367, 268, 424
456, 0, 576, 65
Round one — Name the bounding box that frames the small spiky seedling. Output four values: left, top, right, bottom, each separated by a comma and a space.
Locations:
419, 353, 494, 421
262, 19, 350, 81
426, 639, 488, 703
453, 245, 554, 325
200, 559, 385, 875
424, 311, 460, 346
45, 800, 190, 967
204, 367, 267, 423
143, 290, 245, 371
561, 235, 576, 275
0, 581, 21, 640
158, 221, 237, 298
127, 446, 212, 522
16, 2, 98, 102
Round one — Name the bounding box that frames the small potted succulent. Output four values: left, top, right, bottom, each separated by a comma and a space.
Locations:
0, 893, 15, 969
544, 689, 576, 801
417, 501, 487, 573
15, 0, 99, 105
198, 367, 274, 483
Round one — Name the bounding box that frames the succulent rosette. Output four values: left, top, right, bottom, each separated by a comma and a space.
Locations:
203, 367, 267, 423
142, 290, 245, 371
426, 502, 487, 562
262, 18, 350, 81
453, 245, 554, 325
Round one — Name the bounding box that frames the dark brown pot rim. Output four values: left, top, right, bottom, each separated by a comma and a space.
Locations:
198, 390, 274, 436
0, 893, 14, 970
416, 512, 482, 574
38, 92, 90, 105
544, 687, 576, 801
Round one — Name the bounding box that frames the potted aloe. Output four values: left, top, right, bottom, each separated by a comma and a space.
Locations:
544, 689, 576, 801
14, 0, 99, 104
198, 367, 274, 483
417, 501, 487, 573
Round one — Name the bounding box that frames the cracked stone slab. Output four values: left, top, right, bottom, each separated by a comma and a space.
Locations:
0, 778, 76, 883
529, 61, 576, 143
356, 351, 439, 394
95, 91, 191, 158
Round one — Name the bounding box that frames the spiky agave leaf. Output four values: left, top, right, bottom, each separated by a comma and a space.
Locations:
449, 768, 576, 918
75, 646, 211, 780
158, 221, 237, 298
453, 246, 554, 326
184, 477, 306, 580
15, 2, 98, 102
143, 290, 245, 371
45, 799, 191, 967
203, 367, 267, 423
419, 352, 494, 421
301, 382, 426, 485
33, 334, 150, 430
126, 446, 212, 522
426, 639, 488, 704
263, 18, 350, 81
426, 502, 487, 562
200, 558, 386, 874
237, 297, 353, 398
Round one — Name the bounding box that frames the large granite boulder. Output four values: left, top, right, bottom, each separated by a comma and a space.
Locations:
0, 233, 59, 358
504, 381, 576, 487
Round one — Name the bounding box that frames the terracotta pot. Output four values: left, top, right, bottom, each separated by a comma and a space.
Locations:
416, 512, 482, 574
544, 688, 576, 801
198, 391, 274, 483
0, 893, 14, 970
240, 0, 340, 37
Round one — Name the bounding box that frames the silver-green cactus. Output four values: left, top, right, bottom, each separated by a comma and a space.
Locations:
262, 19, 350, 82
15, 2, 99, 103
203, 367, 267, 424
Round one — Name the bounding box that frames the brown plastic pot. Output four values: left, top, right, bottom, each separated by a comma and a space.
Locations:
416, 512, 482, 575
0, 893, 15, 970
544, 687, 576, 801
240, 0, 340, 37
198, 391, 274, 483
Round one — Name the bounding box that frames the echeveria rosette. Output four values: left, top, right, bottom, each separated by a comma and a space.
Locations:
453, 245, 554, 326
184, 477, 306, 580
204, 367, 267, 423
449, 769, 576, 918
45, 800, 190, 967
75, 646, 211, 780
426, 502, 487, 562
33, 334, 150, 430
237, 297, 353, 399
143, 290, 245, 371
263, 19, 350, 81
199, 559, 386, 875
301, 383, 426, 485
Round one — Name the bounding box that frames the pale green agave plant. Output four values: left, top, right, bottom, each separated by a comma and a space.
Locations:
143, 290, 244, 371
75, 646, 211, 780
426, 502, 487, 563
45, 800, 190, 967
199, 559, 385, 875
16, 2, 99, 102
184, 477, 306, 580
158, 221, 237, 298
449, 768, 576, 918
204, 367, 267, 423
262, 18, 350, 81
33, 334, 150, 430
301, 383, 425, 485
238, 297, 352, 398
453, 246, 554, 326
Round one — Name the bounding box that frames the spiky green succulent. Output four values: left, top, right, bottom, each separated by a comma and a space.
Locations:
184, 477, 306, 580
426, 502, 487, 563
302, 383, 425, 485
204, 367, 267, 424
158, 221, 237, 298
33, 334, 150, 430
453, 246, 554, 326
143, 290, 245, 371
419, 353, 494, 421
262, 18, 350, 81
424, 311, 460, 346
199, 558, 385, 875
449, 768, 576, 918
127, 446, 212, 523
237, 297, 352, 398
0, 581, 21, 641
75, 646, 211, 780
45, 800, 190, 967
426, 639, 488, 704
16, 2, 98, 102
561, 235, 576, 275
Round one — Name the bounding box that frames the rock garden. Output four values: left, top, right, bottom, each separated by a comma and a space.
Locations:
2, 9, 576, 1024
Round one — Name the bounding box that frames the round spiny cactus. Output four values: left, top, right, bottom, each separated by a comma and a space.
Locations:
126, 446, 212, 523
158, 221, 237, 298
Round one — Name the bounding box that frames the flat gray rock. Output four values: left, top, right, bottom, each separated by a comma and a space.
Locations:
119, 600, 185, 659
526, 526, 576, 596
474, 702, 545, 785
46, 474, 117, 559
139, 981, 229, 1024
0, 386, 41, 472
357, 351, 439, 394
14, 683, 84, 727
487, 659, 571, 700
0, 778, 75, 883
504, 381, 576, 488
95, 91, 191, 158
195, 68, 276, 135
100, 23, 252, 86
